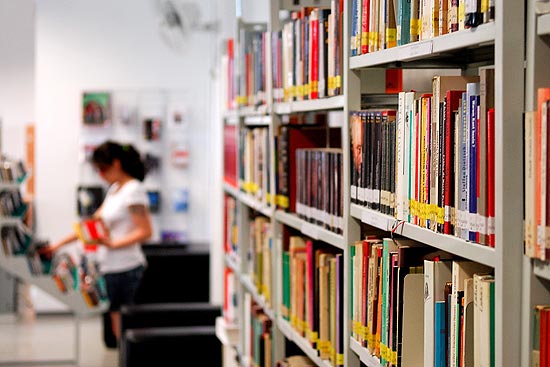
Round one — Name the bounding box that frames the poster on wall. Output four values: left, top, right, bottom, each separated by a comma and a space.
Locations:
82, 92, 111, 126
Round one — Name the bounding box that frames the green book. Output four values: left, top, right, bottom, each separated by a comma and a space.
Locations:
282, 251, 290, 320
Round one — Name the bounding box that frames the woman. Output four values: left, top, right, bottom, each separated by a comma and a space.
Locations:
44, 141, 152, 343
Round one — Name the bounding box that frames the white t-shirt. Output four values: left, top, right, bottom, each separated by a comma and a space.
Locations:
97, 179, 148, 274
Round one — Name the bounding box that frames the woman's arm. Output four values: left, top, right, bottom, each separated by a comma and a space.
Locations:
41, 232, 79, 254
101, 204, 152, 249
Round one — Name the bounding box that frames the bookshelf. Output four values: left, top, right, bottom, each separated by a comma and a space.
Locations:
522, 0, 550, 366
219, 0, 525, 366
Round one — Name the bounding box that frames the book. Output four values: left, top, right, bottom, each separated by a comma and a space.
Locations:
73, 218, 108, 247
424, 259, 452, 367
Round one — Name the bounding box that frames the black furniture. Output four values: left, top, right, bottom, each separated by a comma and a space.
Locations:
107, 242, 220, 367
121, 326, 220, 366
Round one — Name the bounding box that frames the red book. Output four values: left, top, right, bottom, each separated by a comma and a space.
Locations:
361, 0, 370, 54
224, 125, 238, 187
542, 308, 549, 367
227, 39, 234, 110
444, 90, 465, 234
487, 108, 495, 247
310, 11, 319, 100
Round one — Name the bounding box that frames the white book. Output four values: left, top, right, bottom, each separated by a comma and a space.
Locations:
424, 259, 452, 367
450, 261, 492, 367
396, 92, 406, 220
473, 273, 493, 367
401, 273, 425, 367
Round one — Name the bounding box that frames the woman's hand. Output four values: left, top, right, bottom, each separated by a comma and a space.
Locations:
96, 236, 116, 249
38, 242, 61, 255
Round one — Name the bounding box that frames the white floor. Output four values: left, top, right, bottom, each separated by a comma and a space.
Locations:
0, 314, 118, 367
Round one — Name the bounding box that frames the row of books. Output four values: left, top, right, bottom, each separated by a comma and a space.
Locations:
245, 295, 274, 367
350, 235, 495, 367
224, 194, 239, 259
350, 0, 495, 55
296, 148, 343, 235
525, 88, 550, 260
281, 234, 344, 366
276, 124, 341, 213
0, 190, 26, 218
248, 215, 273, 307
272, 3, 343, 103
239, 127, 272, 204
351, 71, 496, 247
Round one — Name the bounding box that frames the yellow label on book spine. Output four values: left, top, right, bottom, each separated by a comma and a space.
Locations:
361, 32, 369, 48
391, 350, 398, 365
386, 29, 397, 48
311, 81, 318, 93
296, 85, 304, 98
278, 195, 289, 209
289, 86, 296, 98
336, 354, 344, 365
304, 83, 311, 96
311, 331, 318, 343
328, 77, 335, 91
437, 207, 445, 224
290, 314, 296, 327
410, 19, 420, 37
335, 76, 342, 89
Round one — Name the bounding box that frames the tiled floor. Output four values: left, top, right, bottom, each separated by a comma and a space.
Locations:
0, 314, 118, 367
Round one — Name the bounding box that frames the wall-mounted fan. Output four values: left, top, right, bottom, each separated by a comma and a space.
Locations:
154, 0, 217, 53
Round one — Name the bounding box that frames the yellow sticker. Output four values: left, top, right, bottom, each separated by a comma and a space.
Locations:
410, 19, 420, 37
337, 354, 344, 365
386, 29, 397, 48
335, 76, 342, 89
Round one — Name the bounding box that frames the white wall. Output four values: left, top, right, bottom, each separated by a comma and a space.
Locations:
0, 0, 35, 160
35, 0, 216, 243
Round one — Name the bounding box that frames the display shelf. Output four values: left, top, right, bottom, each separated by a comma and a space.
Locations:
224, 110, 239, 125
533, 260, 550, 281
348, 338, 382, 367
350, 23, 495, 69
538, 13, 550, 36
0, 174, 30, 190
223, 182, 241, 198
239, 104, 269, 117
0, 253, 107, 316
275, 210, 345, 250
224, 252, 240, 274
350, 204, 496, 267
277, 316, 333, 367
244, 115, 271, 126
240, 274, 275, 321
216, 316, 240, 347
239, 193, 274, 218
273, 95, 345, 114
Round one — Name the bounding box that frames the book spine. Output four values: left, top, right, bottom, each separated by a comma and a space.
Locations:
362, 0, 371, 53
469, 91, 479, 242
310, 12, 319, 100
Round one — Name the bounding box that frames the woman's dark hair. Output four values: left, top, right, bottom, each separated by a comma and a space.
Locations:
92, 141, 146, 181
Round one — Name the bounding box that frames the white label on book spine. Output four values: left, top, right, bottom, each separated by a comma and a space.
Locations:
338, 216, 344, 231
487, 217, 495, 235
538, 226, 545, 248
373, 190, 381, 205
358, 187, 366, 202
324, 211, 330, 227
399, 41, 433, 61
444, 206, 452, 222
296, 203, 303, 217
351, 185, 358, 200
302, 223, 319, 240
477, 215, 487, 235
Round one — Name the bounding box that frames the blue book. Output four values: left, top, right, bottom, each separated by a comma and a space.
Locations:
459, 92, 470, 240
435, 301, 447, 367
351, 0, 358, 56
397, 0, 412, 45
469, 89, 480, 242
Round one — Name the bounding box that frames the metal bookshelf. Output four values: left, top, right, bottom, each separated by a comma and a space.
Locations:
273, 95, 346, 114
275, 211, 346, 250
523, 1, 550, 366
220, 0, 525, 366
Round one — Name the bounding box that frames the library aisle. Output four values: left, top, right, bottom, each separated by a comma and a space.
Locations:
0, 315, 117, 367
